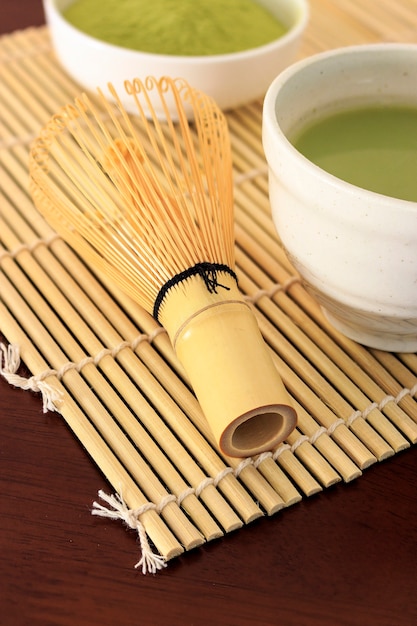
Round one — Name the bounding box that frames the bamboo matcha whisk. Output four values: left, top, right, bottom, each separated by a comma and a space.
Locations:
29, 76, 296, 457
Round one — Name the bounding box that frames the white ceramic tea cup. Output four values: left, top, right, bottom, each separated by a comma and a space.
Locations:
263, 43, 417, 352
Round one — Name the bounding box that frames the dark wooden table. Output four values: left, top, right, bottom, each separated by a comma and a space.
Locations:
1, 2, 417, 625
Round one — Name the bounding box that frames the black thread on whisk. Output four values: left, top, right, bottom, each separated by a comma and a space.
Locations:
153, 262, 238, 321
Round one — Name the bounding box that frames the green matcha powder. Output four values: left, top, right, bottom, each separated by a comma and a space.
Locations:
64, 0, 287, 56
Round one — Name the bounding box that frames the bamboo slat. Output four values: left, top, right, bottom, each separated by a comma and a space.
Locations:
1, 0, 416, 571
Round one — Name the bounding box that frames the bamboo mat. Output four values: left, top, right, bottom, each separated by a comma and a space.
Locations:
1, 0, 417, 573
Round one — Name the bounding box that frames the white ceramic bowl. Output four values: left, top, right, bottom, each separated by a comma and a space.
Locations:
44, 0, 309, 115
263, 43, 417, 352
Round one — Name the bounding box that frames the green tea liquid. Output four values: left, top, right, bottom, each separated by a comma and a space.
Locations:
292, 105, 417, 202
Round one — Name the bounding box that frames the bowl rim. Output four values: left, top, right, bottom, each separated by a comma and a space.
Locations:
263, 42, 417, 211
44, 0, 310, 63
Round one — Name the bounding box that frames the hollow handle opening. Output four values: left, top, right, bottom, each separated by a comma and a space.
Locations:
161, 282, 296, 457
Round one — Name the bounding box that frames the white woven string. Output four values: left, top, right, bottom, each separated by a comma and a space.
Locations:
2, 341, 417, 572
92, 491, 167, 574
0, 343, 63, 413
0, 234, 59, 262
234, 166, 269, 186
0, 330, 165, 412
2, 340, 417, 469
244, 276, 302, 305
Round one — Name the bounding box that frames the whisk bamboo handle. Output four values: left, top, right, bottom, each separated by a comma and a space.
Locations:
158, 271, 296, 457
